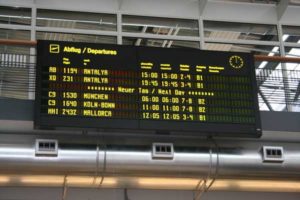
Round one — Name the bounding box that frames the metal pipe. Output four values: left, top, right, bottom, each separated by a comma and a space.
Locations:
0, 141, 299, 179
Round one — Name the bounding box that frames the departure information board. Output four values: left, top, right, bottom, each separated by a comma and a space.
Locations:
35, 40, 261, 137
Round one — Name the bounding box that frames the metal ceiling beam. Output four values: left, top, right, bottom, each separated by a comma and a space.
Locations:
162, 28, 174, 47
166, 27, 180, 48
135, 26, 148, 46
118, 0, 123, 10
277, 0, 289, 21
258, 89, 273, 111
198, 0, 208, 16
293, 82, 300, 102
24, 0, 283, 24
203, 1, 277, 24
262, 85, 297, 93
1, 0, 298, 26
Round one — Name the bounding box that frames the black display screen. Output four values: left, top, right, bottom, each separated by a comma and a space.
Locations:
35, 40, 261, 137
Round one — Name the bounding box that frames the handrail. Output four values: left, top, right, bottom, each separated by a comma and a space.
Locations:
0, 39, 37, 46
254, 55, 300, 63
1, 39, 300, 63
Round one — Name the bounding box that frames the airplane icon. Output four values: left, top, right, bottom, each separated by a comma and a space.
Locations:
49, 44, 60, 53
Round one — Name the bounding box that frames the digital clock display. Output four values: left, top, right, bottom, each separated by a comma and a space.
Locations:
34, 40, 261, 137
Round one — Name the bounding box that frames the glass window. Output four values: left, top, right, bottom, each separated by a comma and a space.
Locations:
0, 64, 30, 99
123, 37, 200, 49
0, 6, 31, 26
37, 9, 117, 31
282, 26, 300, 44
257, 63, 300, 112
0, 28, 30, 40
204, 42, 279, 56
0, 28, 31, 100
283, 47, 300, 111
37, 32, 117, 44
0, 29, 31, 54
204, 21, 278, 42
122, 15, 199, 37
258, 87, 287, 111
